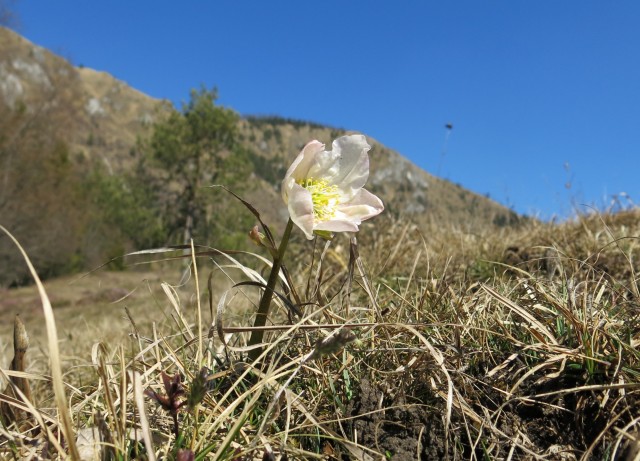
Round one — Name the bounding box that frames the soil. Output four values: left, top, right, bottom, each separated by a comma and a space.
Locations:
342, 375, 626, 460
345, 379, 448, 460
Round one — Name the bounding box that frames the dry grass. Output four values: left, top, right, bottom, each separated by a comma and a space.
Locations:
1, 209, 640, 460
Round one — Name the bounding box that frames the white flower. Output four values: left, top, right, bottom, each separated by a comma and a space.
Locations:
281, 134, 384, 240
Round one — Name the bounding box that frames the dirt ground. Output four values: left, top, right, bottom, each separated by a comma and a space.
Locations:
342, 374, 627, 460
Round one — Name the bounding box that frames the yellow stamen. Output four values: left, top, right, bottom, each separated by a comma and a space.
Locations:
298, 178, 340, 221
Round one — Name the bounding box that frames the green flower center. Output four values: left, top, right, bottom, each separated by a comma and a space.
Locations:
298, 178, 341, 221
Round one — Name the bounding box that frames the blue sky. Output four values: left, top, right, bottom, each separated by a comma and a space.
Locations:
12, 1, 640, 219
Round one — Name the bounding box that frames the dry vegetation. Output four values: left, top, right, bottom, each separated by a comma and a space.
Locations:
1, 208, 639, 460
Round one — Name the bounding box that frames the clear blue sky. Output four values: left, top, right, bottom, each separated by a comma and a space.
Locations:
12, 1, 640, 219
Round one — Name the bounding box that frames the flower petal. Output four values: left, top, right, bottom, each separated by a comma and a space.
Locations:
336, 188, 384, 221
329, 134, 371, 189
282, 140, 325, 205
314, 218, 360, 233
286, 182, 316, 239
284, 140, 325, 183
307, 135, 371, 198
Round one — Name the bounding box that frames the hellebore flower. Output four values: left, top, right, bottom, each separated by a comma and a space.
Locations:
282, 134, 384, 239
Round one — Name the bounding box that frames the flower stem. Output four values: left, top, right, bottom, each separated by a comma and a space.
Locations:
248, 218, 294, 362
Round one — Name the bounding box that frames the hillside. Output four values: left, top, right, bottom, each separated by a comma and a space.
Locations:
0, 26, 519, 286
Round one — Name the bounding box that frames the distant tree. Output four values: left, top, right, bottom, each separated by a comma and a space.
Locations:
143, 87, 249, 245
0, 120, 87, 285
0, 62, 91, 286
82, 167, 166, 265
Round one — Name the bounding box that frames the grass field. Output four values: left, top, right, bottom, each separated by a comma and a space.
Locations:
1, 209, 639, 460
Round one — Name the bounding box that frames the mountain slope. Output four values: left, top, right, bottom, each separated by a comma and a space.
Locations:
0, 26, 168, 171
0, 26, 520, 285
237, 117, 520, 230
